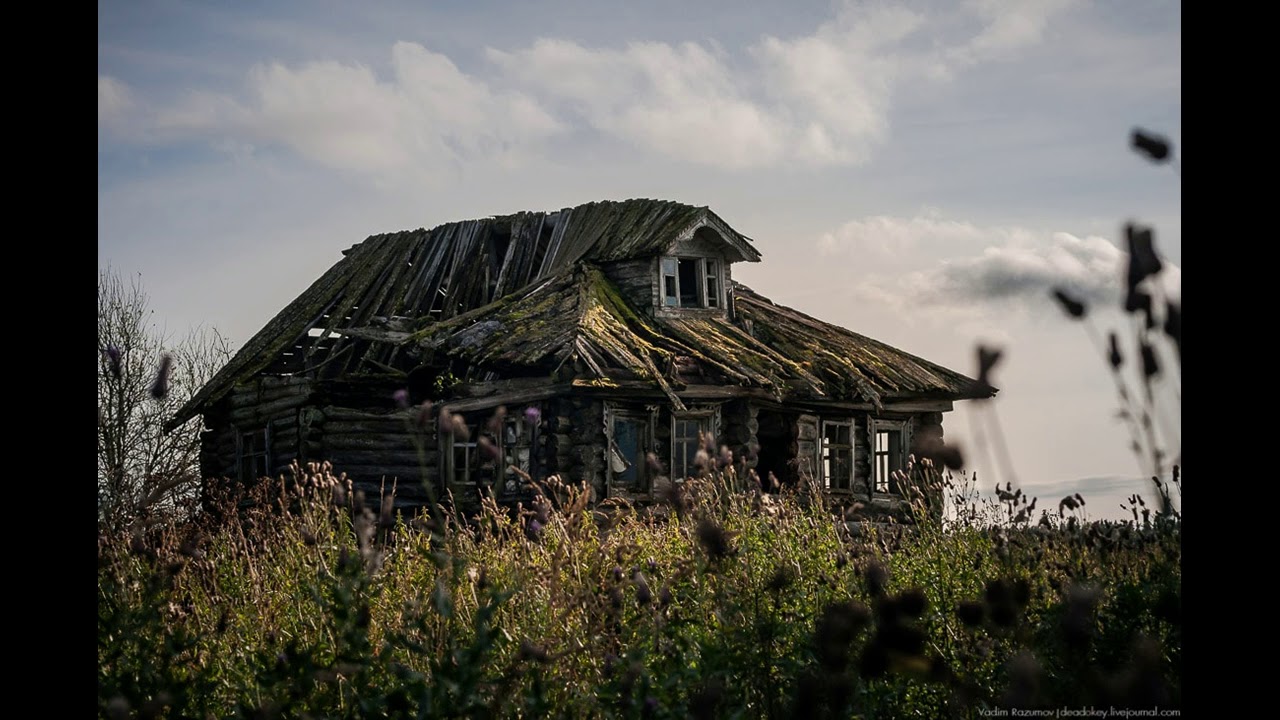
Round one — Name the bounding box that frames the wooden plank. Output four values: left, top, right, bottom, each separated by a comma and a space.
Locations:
323, 434, 425, 452
228, 397, 307, 425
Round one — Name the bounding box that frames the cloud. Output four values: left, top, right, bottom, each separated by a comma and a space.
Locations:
101, 0, 1089, 177
488, 38, 790, 168
958, 0, 1079, 61
825, 213, 1180, 313
146, 42, 564, 178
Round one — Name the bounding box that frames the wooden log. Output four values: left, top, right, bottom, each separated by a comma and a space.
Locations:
228, 385, 311, 410
322, 419, 423, 436
325, 449, 437, 467
333, 465, 437, 482
319, 406, 416, 422
322, 434, 427, 452
229, 397, 307, 426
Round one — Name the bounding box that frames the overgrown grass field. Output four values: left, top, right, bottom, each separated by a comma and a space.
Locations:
98, 459, 1180, 719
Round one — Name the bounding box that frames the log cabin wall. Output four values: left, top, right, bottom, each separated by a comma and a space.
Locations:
719, 399, 759, 473
199, 376, 316, 483
317, 405, 438, 505
600, 258, 659, 315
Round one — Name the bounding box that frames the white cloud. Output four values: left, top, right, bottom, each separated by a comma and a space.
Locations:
822, 213, 1180, 313
959, 0, 1079, 61
818, 214, 988, 259
488, 39, 789, 169
103, 0, 1089, 176
148, 42, 564, 178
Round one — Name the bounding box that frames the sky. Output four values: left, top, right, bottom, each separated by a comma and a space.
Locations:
98, 0, 1182, 522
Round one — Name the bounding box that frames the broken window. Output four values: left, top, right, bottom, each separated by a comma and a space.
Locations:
237, 423, 272, 482
605, 404, 656, 494
447, 406, 541, 490
500, 412, 538, 495
446, 415, 499, 486
660, 256, 723, 308
820, 419, 854, 491
871, 418, 911, 494
671, 407, 719, 481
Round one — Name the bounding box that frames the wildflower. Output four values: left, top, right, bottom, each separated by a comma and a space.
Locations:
104, 345, 122, 380
814, 600, 871, 670
695, 517, 732, 560
693, 448, 711, 474
1125, 223, 1163, 294
442, 412, 470, 438
633, 570, 652, 606
1130, 128, 1172, 163
393, 388, 410, 408
526, 518, 543, 541
645, 452, 663, 472
973, 344, 1002, 396
896, 588, 927, 618
717, 445, 733, 469
486, 405, 508, 433
150, 353, 172, 399
767, 565, 795, 593
957, 600, 985, 627
519, 639, 549, 664
523, 405, 542, 426
865, 560, 888, 598
478, 435, 502, 460
1050, 288, 1087, 319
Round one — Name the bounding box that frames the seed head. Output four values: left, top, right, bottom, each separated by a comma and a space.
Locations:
150, 354, 172, 399
104, 345, 123, 380
1050, 288, 1087, 319
1130, 128, 1172, 163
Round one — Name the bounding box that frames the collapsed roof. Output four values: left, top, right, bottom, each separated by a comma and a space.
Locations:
168, 198, 987, 430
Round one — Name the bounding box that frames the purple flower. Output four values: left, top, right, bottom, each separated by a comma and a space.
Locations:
104, 346, 122, 380
393, 388, 410, 408
526, 518, 543, 541
150, 354, 172, 400
523, 405, 542, 426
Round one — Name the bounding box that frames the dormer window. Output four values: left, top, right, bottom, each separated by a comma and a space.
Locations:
661, 256, 722, 308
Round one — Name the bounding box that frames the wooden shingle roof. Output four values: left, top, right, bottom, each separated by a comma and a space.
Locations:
168, 199, 758, 429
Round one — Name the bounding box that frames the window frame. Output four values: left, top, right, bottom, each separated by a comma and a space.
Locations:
869, 417, 912, 496
444, 406, 543, 490
236, 422, 273, 483
819, 418, 855, 492
604, 403, 659, 495
660, 255, 724, 309
670, 406, 721, 481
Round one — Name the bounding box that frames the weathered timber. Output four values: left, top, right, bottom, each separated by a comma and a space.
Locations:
323, 434, 426, 453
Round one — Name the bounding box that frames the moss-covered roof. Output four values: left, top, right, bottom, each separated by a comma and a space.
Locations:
168, 199, 759, 430
412, 264, 989, 409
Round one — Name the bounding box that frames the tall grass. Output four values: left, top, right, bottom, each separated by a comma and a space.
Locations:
99, 457, 1179, 718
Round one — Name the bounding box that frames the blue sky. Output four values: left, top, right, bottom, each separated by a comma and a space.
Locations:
98, 0, 1181, 521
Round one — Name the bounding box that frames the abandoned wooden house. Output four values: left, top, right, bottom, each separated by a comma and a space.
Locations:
169, 199, 992, 519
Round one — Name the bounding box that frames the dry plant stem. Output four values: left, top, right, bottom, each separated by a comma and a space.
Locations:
1079, 320, 1162, 483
